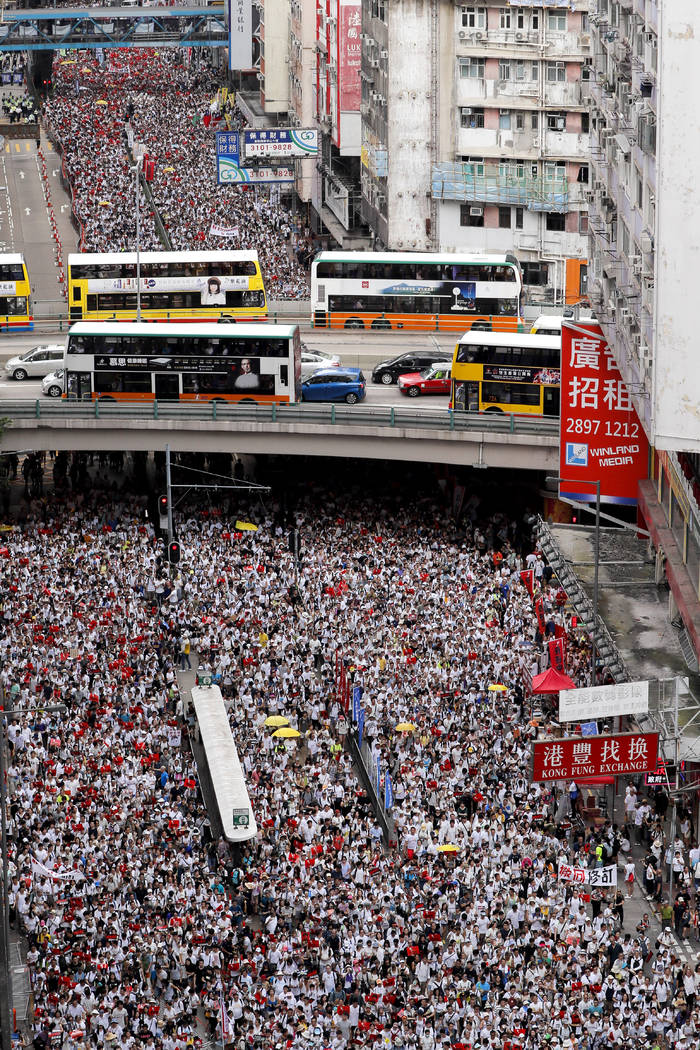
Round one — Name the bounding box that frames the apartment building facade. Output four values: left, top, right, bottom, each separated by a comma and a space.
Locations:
361, 0, 591, 305
587, 0, 700, 666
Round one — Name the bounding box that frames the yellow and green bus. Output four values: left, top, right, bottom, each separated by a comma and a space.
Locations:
451, 330, 561, 416
0, 254, 33, 331
68, 250, 267, 323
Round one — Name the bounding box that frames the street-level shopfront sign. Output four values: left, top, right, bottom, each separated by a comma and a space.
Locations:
558, 680, 649, 723
558, 863, 618, 887
531, 731, 659, 782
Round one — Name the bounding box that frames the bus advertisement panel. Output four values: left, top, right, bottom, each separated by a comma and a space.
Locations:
559, 322, 649, 505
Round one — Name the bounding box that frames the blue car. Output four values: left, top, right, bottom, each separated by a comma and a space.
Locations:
301, 367, 366, 404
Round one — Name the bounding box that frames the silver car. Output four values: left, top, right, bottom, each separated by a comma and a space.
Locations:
41, 369, 65, 398
300, 348, 342, 378
5, 344, 64, 381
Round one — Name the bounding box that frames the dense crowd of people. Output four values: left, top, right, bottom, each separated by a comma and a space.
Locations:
0, 456, 692, 1050
42, 50, 309, 298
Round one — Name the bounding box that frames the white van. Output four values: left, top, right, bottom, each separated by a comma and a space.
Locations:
530, 311, 595, 337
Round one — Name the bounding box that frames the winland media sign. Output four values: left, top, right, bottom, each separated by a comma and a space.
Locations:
559, 322, 649, 506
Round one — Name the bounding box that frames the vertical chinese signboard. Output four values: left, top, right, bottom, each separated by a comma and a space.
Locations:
531, 731, 659, 782
336, 0, 361, 144
228, 0, 252, 70
560, 322, 649, 505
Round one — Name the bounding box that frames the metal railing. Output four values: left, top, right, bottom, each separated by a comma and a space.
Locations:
0, 398, 560, 435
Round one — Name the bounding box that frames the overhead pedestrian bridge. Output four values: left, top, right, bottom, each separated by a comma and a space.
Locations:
0, 7, 228, 50
0, 399, 559, 470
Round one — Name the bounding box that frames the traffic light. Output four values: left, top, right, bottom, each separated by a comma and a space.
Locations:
168, 541, 181, 565
158, 494, 169, 530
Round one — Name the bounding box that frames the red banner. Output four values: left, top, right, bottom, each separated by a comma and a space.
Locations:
520, 569, 534, 597
532, 731, 659, 782
559, 323, 649, 506
534, 596, 546, 634
338, 0, 361, 113
548, 637, 565, 672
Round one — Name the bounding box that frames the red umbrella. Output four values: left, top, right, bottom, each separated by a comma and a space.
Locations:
531, 667, 576, 694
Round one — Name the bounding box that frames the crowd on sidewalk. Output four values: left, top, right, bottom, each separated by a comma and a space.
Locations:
0, 461, 696, 1050
42, 50, 309, 298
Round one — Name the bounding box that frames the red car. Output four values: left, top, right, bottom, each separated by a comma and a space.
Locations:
398, 362, 452, 397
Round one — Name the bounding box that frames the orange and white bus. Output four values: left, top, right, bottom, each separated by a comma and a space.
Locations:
63, 322, 301, 403
311, 250, 522, 332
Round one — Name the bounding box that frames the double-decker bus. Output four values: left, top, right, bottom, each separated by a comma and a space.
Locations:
0, 254, 32, 331
63, 322, 301, 403
451, 331, 561, 416
310, 250, 522, 332
67, 250, 267, 323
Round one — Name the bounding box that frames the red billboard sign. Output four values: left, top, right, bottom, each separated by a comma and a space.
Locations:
338, 0, 361, 113
559, 322, 649, 506
531, 731, 659, 782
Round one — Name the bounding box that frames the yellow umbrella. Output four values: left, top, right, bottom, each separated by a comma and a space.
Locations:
395, 722, 416, 732
163, 166, 175, 173
272, 727, 301, 739
264, 715, 290, 727
488, 683, 507, 692
60, 60, 77, 65
98, 201, 112, 207
438, 844, 459, 853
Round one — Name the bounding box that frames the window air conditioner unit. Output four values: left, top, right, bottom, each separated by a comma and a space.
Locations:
579, 33, 591, 47
463, 107, 473, 114
515, 32, 524, 41
556, 118, 565, 130
470, 205, 484, 216
380, 49, 387, 57
459, 30, 467, 39
619, 308, 631, 323
474, 31, 484, 39
640, 230, 654, 253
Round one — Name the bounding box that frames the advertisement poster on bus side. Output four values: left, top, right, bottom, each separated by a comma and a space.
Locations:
559, 322, 649, 505
85, 275, 250, 299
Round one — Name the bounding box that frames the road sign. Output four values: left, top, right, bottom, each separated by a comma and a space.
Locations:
217, 157, 294, 184
232, 808, 250, 827
216, 131, 240, 164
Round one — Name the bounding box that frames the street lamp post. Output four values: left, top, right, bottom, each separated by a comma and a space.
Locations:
546, 476, 601, 686
132, 161, 142, 322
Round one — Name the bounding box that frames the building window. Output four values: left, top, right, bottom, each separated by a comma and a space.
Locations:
547, 11, 566, 31
498, 206, 511, 228
577, 164, 589, 184
460, 57, 485, 78
460, 6, 486, 29
460, 107, 485, 128
581, 112, 590, 133
531, 12, 539, 30
546, 112, 567, 131
499, 110, 511, 130
522, 261, 548, 285
460, 204, 485, 227
636, 172, 643, 208
531, 62, 539, 80
499, 60, 511, 80
461, 156, 485, 176
546, 61, 566, 83
531, 112, 538, 130
546, 212, 566, 231
515, 112, 525, 130
499, 158, 526, 179
544, 160, 566, 181
579, 213, 589, 235
499, 8, 511, 29
515, 206, 524, 230
516, 8, 525, 30
514, 60, 527, 81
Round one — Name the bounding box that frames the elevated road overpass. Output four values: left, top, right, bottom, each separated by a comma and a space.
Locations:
0, 7, 227, 50
0, 399, 559, 469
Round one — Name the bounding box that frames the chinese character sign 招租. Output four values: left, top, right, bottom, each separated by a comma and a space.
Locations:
559, 322, 649, 505
531, 732, 659, 782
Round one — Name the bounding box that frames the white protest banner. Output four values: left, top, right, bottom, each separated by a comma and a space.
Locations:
559, 680, 649, 723
558, 863, 617, 887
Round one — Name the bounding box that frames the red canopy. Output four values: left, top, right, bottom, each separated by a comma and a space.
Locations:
531, 667, 577, 694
